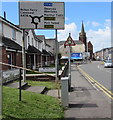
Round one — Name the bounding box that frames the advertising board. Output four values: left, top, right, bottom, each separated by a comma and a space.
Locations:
71, 53, 83, 59
19, 1, 65, 29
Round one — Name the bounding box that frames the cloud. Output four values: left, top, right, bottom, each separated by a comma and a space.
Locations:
87, 20, 111, 52
104, 19, 111, 28
92, 22, 101, 27
58, 20, 111, 52
58, 22, 78, 41
86, 21, 101, 27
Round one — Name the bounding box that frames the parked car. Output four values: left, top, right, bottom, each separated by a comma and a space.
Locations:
104, 60, 113, 68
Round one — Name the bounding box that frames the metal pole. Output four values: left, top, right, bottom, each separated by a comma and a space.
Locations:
19, 69, 22, 101
22, 29, 26, 82
55, 29, 58, 81
55, 29, 60, 98
0, 71, 3, 118
68, 46, 71, 92
34, 54, 36, 70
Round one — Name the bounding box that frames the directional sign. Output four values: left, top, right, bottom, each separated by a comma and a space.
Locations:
19, 1, 65, 29
64, 33, 76, 47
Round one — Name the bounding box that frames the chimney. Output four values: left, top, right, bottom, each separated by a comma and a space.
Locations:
4, 11, 6, 19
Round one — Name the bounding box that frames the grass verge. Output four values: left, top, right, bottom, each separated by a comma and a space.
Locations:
2, 86, 64, 120
27, 80, 60, 90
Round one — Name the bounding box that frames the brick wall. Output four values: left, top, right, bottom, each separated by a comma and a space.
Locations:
0, 47, 8, 71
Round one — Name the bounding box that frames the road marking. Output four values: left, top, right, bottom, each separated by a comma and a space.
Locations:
77, 66, 113, 100
97, 64, 112, 74
105, 70, 111, 73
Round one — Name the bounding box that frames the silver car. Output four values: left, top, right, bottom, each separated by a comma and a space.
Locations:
104, 60, 113, 68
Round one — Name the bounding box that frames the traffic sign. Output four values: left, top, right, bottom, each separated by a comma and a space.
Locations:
19, 1, 65, 29
64, 33, 76, 47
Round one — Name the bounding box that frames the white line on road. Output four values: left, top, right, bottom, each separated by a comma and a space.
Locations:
97, 65, 111, 74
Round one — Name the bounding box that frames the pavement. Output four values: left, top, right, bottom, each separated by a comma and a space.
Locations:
5, 81, 28, 89
47, 89, 61, 98
5, 81, 46, 94
25, 86, 46, 94
64, 63, 112, 120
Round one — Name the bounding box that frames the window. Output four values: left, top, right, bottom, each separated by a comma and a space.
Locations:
12, 29, 16, 40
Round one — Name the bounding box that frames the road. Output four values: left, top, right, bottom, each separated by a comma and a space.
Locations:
78, 61, 112, 91
65, 62, 112, 119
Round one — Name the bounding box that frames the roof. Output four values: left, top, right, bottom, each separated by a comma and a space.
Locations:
36, 35, 45, 41
27, 45, 41, 54
46, 43, 51, 47
31, 30, 42, 43
48, 51, 54, 56
59, 40, 83, 46
2, 36, 22, 51
81, 21, 85, 33
74, 40, 83, 44
42, 49, 51, 56
45, 38, 56, 41
0, 16, 22, 32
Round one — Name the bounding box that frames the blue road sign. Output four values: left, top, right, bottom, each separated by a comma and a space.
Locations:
71, 53, 83, 59
44, 3, 53, 6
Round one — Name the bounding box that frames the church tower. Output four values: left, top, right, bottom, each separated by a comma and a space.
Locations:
79, 21, 87, 52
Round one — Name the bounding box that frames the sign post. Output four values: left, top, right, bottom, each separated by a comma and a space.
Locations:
22, 29, 26, 82
19, 1, 65, 97
68, 45, 71, 91
55, 29, 58, 80
0, 71, 3, 119
64, 33, 76, 92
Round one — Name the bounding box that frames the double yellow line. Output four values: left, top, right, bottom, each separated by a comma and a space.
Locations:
77, 66, 113, 100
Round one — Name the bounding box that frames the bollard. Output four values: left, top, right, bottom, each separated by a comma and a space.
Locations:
61, 77, 69, 108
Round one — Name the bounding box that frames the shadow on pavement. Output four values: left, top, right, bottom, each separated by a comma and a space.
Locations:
69, 103, 98, 108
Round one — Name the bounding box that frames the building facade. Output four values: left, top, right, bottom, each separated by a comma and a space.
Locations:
0, 16, 55, 71
0, 16, 23, 71
94, 47, 113, 61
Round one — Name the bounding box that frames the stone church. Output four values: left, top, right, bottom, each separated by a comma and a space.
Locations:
59, 21, 93, 59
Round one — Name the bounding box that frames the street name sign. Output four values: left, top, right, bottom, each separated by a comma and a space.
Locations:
19, 1, 65, 29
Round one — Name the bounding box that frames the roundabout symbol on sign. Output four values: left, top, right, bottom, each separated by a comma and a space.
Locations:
29, 15, 43, 29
